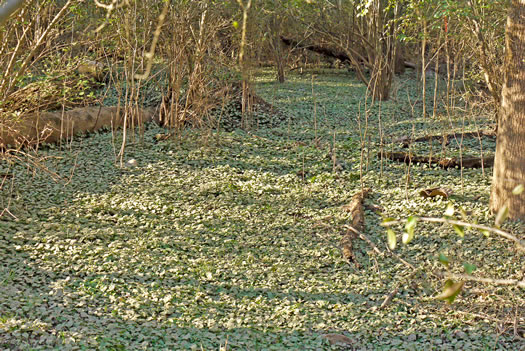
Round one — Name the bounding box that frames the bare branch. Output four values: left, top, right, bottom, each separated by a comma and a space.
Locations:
1, 0, 75, 95
135, 1, 169, 80
381, 216, 525, 252
94, 0, 129, 32
94, 0, 128, 11
438, 272, 525, 289
344, 224, 416, 270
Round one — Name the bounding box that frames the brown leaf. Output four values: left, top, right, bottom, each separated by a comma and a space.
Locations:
419, 187, 453, 199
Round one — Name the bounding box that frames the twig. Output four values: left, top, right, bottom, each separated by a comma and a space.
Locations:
381, 216, 525, 252
454, 309, 525, 327
135, 1, 169, 80
6, 149, 62, 182
310, 230, 360, 272
380, 269, 420, 310
344, 224, 416, 270
437, 272, 525, 289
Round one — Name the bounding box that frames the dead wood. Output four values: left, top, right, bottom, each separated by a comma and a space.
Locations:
394, 129, 496, 148
379, 269, 421, 310
342, 187, 371, 231
345, 224, 416, 271
280, 36, 351, 63
323, 334, 355, 347
380, 151, 494, 169
404, 61, 417, 69
419, 187, 453, 199
0, 106, 158, 147
340, 188, 371, 268
281, 36, 412, 73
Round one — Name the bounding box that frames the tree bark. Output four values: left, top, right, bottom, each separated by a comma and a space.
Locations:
490, 0, 525, 218
269, 15, 285, 83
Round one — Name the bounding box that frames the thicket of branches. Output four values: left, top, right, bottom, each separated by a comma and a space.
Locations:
0, 0, 507, 122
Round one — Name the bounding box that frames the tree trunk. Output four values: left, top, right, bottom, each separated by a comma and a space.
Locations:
490, 0, 525, 218
270, 15, 285, 83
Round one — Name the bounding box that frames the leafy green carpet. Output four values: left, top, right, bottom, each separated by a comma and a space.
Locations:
1, 69, 522, 350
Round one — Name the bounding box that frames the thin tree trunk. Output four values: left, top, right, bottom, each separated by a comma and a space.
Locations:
490, 0, 525, 218
270, 15, 285, 83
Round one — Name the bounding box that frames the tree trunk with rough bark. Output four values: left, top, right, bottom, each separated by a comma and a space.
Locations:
490, 0, 525, 218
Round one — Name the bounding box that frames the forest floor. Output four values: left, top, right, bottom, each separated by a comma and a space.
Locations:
1, 68, 524, 350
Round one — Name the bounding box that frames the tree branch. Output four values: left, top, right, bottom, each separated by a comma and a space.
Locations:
438, 272, 525, 289
381, 216, 525, 252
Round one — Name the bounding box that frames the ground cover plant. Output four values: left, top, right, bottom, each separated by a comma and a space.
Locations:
1, 67, 523, 350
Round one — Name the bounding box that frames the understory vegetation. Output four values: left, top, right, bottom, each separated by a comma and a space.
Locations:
1, 68, 523, 350
1, 0, 524, 350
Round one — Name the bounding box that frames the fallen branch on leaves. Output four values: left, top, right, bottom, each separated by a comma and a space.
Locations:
379, 151, 494, 169
381, 216, 525, 252
380, 269, 421, 310
340, 188, 371, 268
437, 272, 525, 289
394, 129, 496, 148
0, 106, 158, 147
344, 224, 416, 271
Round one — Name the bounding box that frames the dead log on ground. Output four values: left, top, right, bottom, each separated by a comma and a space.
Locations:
0, 106, 158, 147
280, 36, 352, 64
281, 36, 411, 74
379, 151, 494, 169
394, 129, 496, 148
340, 188, 371, 268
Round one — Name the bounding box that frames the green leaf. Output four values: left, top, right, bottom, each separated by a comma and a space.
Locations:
436, 279, 464, 303
403, 216, 417, 244
512, 184, 524, 195
459, 206, 468, 220
479, 228, 490, 237
387, 229, 396, 250
463, 263, 476, 274
444, 203, 454, 217
402, 232, 412, 244
494, 205, 509, 228
438, 253, 450, 267
382, 217, 396, 224
453, 224, 464, 238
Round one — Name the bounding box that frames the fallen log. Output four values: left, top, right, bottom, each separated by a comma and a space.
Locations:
342, 187, 372, 231
340, 188, 371, 268
0, 106, 158, 147
404, 61, 417, 69
394, 129, 496, 148
281, 36, 352, 63
379, 151, 494, 169
281, 36, 411, 73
